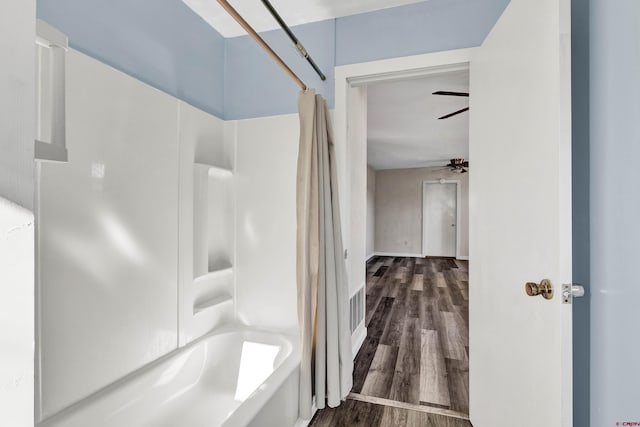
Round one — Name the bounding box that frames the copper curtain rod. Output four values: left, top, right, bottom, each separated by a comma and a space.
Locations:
215, 0, 308, 91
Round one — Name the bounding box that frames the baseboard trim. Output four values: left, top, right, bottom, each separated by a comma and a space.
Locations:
456, 256, 469, 261
366, 253, 377, 261
373, 252, 423, 258
351, 323, 367, 357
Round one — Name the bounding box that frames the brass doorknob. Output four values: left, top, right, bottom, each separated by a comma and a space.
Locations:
525, 279, 554, 300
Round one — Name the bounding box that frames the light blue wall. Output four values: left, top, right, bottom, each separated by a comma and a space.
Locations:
571, 0, 591, 422
35, 0, 510, 120
37, 0, 225, 118
224, 0, 510, 119
224, 19, 335, 120
589, 0, 640, 425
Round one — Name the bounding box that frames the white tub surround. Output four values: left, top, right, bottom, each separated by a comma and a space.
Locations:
37, 49, 182, 418
35, 46, 308, 427
0, 197, 34, 426
1, 1, 36, 425
36, 48, 238, 420
37, 326, 300, 427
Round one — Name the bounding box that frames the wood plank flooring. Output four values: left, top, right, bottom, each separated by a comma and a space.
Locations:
356, 256, 468, 412
309, 256, 469, 426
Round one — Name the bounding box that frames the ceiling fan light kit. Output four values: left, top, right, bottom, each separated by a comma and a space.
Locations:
446, 158, 469, 173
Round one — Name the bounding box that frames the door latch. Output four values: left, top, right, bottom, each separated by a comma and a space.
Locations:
562, 284, 585, 304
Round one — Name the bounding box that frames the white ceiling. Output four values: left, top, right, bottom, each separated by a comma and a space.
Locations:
182, 0, 425, 37
367, 71, 470, 170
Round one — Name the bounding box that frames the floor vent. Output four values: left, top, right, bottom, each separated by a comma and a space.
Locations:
350, 286, 365, 334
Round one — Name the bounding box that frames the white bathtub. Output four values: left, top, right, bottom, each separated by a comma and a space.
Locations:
37, 326, 300, 427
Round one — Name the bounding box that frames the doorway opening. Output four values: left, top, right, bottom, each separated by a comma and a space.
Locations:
345, 63, 470, 421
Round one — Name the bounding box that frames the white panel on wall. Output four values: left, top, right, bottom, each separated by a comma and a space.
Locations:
0, 198, 34, 427
348, 87, 368, 295
177, 101, 233, 346
366, 166, 376, 259
0, 0, 35, 424
37, 50, 180, 419
234, 114, 299, 332
0, 0, 35, 210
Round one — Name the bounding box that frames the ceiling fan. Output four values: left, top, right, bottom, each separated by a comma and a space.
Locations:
433, 91, 469, 119
445, 158, 469, 173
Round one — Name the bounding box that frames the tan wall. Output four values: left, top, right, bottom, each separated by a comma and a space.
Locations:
374, 167, 469, 258
366, 165, 376, 259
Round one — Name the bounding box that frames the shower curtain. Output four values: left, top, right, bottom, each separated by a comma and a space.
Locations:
296, 89, 353, 419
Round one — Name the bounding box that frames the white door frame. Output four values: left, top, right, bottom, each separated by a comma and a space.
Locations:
334, 49, 472, 358
334, 48, 473, 267
422, 179, 461, 259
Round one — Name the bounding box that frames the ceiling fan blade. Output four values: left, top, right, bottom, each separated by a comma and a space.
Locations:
438, 106, 470, 120
432, 91, 469, 97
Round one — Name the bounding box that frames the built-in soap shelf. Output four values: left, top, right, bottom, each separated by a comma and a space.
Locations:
189, 261, 234, 339
190, 159, 234, 340
193, 263, 233, 316
193, 163, 233, 279
193, 294, 233, 315
35, 19, 69, 162
194, 263, 233, 282
195, 162, 232, 178
177, 101, 235, 346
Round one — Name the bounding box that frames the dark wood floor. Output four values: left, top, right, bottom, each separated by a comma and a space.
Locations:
309, 256, 469, 426
309, 398, 472, 427
355, 256, 469, 413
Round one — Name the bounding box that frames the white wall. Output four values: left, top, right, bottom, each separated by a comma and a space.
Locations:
374, 167, 469, 258
234, 113, 299, 333
0, 0, 35, 210
0, 1, 35, 425
348, 87, 368, 294
366, 166, 376, 259
37, 50, 180, 419
1, 198, 34, 427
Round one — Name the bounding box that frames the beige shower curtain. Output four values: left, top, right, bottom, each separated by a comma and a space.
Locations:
296, 89, 353, 419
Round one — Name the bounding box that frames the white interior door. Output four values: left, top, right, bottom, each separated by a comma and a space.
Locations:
468, 0, 572, 426
422, 182, 457, 257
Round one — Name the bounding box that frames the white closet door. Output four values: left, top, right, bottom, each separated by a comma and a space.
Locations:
423, 182, 457, 257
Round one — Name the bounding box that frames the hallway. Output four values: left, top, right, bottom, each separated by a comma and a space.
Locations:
310, 256, 470, 425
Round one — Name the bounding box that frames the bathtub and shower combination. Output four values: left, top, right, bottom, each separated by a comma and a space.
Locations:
38, 326, 301, 427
